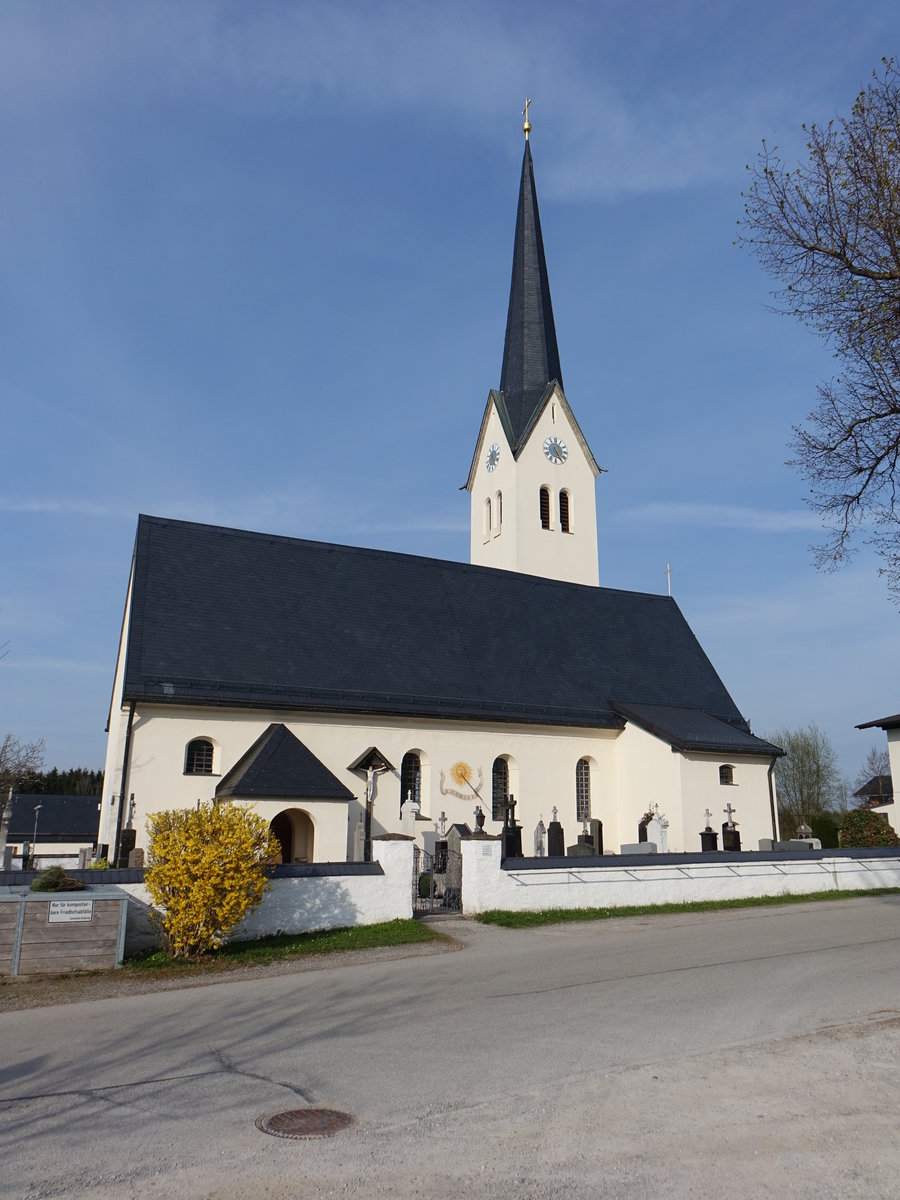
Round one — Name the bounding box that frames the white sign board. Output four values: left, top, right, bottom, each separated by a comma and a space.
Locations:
48, 899, 94, 923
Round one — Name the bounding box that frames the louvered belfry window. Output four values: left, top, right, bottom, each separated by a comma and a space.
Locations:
185, 738, 214, 775
559, 490, 570, 533
492, 757, 509, 821
576, 758, 591, 822
540, 487, 551, 529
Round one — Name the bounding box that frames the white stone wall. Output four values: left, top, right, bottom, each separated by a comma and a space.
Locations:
116, 839, 413, 946
461, 839, 900, 913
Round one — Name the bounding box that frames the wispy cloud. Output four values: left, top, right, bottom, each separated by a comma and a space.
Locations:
0, 497, 125, 518
622, 501, 822, 533
0, 2, 816, 201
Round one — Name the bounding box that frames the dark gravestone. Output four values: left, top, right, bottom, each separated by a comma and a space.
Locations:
117, 828, 137, 868
590, 819, 604, 855
501, 795, 523, 859
721, 824, 741, 852
547, 819, 565, 857
567, 836, 595, 857
700, 828, 718, 852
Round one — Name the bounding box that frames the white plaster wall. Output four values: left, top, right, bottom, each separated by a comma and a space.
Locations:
884, 729, 900, 832
614, 722, 682, 847
101, 703, 777, 861
469, 400, 520, 574
679, 754, 777, 851
469, 389, 599, 586
230, 798, 348, 863
99, 560, 135, 850
114, 705, 632, 858
512, 390, 599, 587
461, 839, 900, 914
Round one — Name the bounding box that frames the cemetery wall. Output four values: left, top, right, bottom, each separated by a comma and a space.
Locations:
113, 837, 414, 944
460, 839, 900, 913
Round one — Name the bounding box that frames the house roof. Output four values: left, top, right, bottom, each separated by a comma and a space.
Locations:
7, 794, 100, 842
216, 723, 354, 801
858, 713, 900, 731
853, 774, 893, 799
121, 514, 775, 756
498, 141, 564, 448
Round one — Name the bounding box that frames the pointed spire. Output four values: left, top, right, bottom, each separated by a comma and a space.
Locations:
498, 137, 564, 446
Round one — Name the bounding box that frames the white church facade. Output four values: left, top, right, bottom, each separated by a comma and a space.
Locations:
98, 128, 782, 865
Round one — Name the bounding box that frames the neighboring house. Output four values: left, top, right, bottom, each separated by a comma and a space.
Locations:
5, 794, 100, 869
857, 712, 900, 831
853, 774, 894, 810
98, 132, 782, 864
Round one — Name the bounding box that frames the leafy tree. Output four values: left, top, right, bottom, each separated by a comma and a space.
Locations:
767, 724, 843, 835
739, 59, 900, 596
838, 807, 900, 848
145, 802, 280, 958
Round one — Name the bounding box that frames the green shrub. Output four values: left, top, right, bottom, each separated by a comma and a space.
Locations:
29, 866, 86, 892
418, 872, 434, 900
838, 808, 900, 848
89, 857, 111, 870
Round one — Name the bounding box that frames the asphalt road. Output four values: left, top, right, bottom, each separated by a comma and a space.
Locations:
2, 897, 900, 1199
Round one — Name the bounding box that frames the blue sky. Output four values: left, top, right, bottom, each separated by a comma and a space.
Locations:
1, 0, 898, 786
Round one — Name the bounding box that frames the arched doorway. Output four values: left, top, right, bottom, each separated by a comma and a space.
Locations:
269, 809, 315, 864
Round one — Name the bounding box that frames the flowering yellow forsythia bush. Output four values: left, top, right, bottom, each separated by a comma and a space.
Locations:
145, 802, 281, 958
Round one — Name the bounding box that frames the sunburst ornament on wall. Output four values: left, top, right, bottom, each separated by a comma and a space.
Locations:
439, 761, 484, 800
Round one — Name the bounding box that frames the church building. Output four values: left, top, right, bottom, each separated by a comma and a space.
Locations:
98, 119, 781, 865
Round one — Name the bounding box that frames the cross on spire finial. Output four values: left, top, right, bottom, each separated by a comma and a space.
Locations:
522, 97, 532, 141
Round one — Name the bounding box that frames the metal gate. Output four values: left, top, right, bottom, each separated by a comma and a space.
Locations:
412, 845, 462, 914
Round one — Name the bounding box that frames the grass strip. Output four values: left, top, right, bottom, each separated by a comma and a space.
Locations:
475, 887, 900, 928
125, 918, 445, 975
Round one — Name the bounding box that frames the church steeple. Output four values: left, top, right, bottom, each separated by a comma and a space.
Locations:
498, 139, 564, 447
466, 111, 600, 588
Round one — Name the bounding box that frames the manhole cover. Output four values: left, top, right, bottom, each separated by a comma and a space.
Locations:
255, 1108, 354, 1139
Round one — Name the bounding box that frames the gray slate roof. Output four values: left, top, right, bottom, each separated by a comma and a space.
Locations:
121, 515, 776, 756
611, 704, 782, 757
216, 724, 354, 801
8, 794, 100, 842
498, 141, 564, 449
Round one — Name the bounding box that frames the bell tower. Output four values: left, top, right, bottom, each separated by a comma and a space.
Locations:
465, 106, 601, 587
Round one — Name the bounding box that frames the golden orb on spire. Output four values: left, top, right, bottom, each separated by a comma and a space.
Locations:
522, 97, 532, 141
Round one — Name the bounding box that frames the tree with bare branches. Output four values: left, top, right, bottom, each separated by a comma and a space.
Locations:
739, 59, 900, 596
0, 732, 45, 856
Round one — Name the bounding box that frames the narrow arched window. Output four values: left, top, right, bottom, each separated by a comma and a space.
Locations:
719, 764, 734, 786
559, 490, 571, 533
400, 751, 421, 814
492, 757, 509, 821
576, 758, 591, 822
185, 738, 214, 775
496, 491, 503, 529
483, 497, 492, 539
540, 487, 551, 530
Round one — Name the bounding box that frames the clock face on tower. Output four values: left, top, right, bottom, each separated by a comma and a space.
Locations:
543, 436, 568, 465
485, 442, 501, 472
